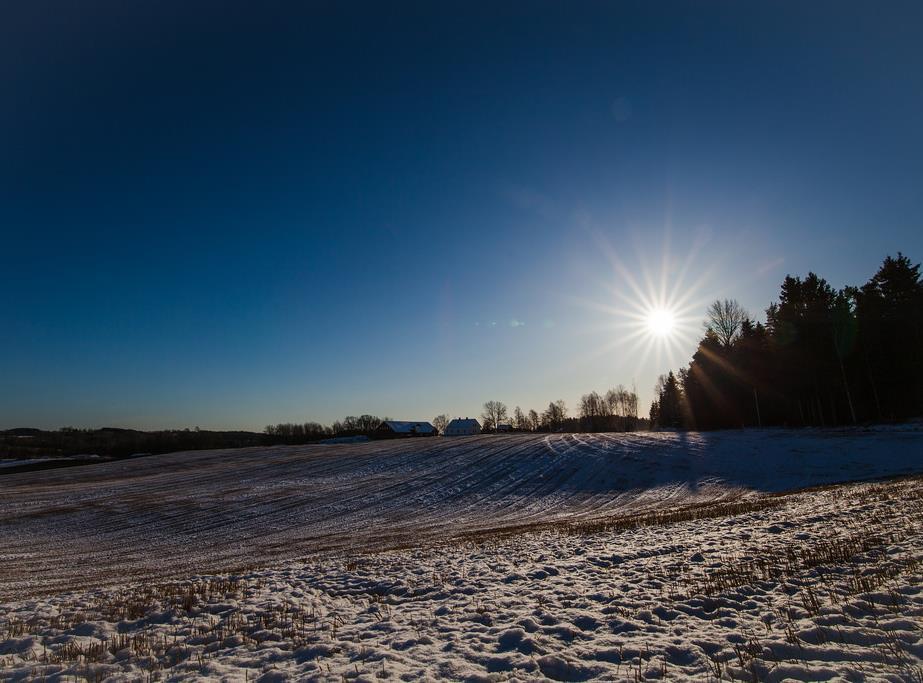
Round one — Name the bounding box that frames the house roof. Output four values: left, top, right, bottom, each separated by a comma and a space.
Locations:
446, 418, 481, 429
380, 420, 435, 433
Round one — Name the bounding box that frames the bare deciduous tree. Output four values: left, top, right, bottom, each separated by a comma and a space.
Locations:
706, 299, 749, 347
542, 400, 567, 430
432, 414, 448, 434
627, 384, 639, 420
579, 391, 605, 420
481, 400, 508, 432
355, 414, 381, 432
513, 406, 527, 431
601, 384, 639, 426
654, 374, 668, 398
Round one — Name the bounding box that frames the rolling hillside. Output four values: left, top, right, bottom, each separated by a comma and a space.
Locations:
2, 428, 920, 599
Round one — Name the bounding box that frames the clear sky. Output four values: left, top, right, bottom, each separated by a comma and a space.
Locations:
2, 2, 922, 430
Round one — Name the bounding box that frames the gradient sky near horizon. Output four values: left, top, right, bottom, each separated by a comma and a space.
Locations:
3, 2, 923, 430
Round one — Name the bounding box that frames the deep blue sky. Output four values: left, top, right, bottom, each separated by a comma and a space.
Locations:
3, 2, 922, 430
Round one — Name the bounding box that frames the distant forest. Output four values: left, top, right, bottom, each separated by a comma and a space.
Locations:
650, 253, 923, 430
0, 427, 272, 461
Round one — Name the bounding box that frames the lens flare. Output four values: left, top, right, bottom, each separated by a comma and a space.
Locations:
560, 227, 720, 397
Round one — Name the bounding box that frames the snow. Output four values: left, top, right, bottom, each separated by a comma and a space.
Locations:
1, 427, 921, 680
319, 436, 369, 445
1, 428, 921, 598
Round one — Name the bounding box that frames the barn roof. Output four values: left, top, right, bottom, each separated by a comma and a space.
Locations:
380, 420, 435, 433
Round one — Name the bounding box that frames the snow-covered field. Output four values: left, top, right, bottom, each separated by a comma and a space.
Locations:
1, 428, 922, 680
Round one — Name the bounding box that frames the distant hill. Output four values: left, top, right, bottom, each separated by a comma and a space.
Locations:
2, 427, 42, 436
0, 427, 273, 462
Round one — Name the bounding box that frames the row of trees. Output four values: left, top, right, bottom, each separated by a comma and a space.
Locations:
263, 421, 334, 441
261, 389, 644, 444
479, 400, 566, 432
650, 253, 923, 429
264, 415, 390, 442
480, 386, 642, 433
576, 386, 640, 431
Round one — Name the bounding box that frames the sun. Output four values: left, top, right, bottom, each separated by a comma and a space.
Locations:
646, 309, 676, 337
561, 227, 721, 387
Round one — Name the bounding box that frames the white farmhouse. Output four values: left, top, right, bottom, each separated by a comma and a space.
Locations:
444, 418, 481, 436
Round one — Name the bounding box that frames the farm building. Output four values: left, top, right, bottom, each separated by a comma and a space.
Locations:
376, 421, 436, 438
444, 418, 481, 436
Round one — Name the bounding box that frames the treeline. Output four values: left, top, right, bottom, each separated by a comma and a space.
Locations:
576, 386, 641, 431
0, 427, 271, 460
263, 415, 389, 442
478, 400, 568, 432
480, 385, 644, 433
650, 253, 923, 430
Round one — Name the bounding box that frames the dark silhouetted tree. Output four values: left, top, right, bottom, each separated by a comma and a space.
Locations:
513, 406, 528, 431
481, 400, 508, 432
542, 400, 567, 430
706, 299, 748, 347
656, 252, 922, 430
854, 252, 923, 420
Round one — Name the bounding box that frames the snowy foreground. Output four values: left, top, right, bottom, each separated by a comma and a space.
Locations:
1, 428, 922, 681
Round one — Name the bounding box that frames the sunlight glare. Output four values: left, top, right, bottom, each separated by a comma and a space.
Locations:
646, 309, 675, 338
